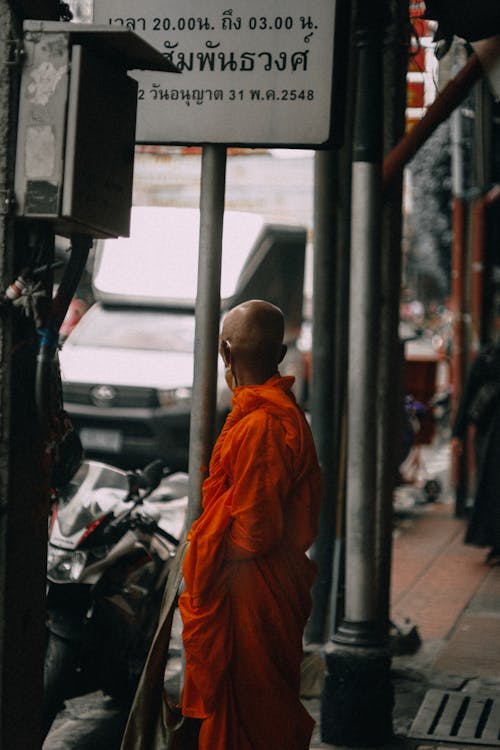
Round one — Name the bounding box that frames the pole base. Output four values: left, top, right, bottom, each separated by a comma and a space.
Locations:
333, 618, 388, 648
321, 640, 394, 746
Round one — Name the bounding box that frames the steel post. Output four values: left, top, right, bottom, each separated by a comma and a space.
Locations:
449, 81, 469, 515
186, 145, 227, 530
305, 149, 339, 643
321, 1, 394, 744
338, 0, 385, 633
375, 0, 409, 627
342, 161, 382, 625
0, 4, 59, 747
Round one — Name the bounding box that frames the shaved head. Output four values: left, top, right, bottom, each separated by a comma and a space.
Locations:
220, 300, 286, 386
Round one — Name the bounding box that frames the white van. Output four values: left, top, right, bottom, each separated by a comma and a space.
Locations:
59, 206, 307, 470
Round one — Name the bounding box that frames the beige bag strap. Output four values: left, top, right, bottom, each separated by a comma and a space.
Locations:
120, 540, 189, 750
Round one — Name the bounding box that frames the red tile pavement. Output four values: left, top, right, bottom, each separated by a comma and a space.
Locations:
309, 498, 500, 748
308, 464, 500, 749
391, 502, 492, 640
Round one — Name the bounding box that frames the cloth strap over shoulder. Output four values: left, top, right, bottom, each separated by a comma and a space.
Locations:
120, 540, 189, 750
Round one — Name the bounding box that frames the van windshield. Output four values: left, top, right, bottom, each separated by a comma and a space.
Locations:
93, 207, 265, 303
69, 306, 196, 352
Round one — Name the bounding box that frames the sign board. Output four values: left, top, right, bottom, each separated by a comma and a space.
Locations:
93, 0, 338, 146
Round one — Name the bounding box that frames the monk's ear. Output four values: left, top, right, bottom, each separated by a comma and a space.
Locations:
221, 339, 232, 366
278, 344, 287, 364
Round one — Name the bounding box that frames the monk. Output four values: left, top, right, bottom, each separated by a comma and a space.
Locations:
179, 299, 321, 750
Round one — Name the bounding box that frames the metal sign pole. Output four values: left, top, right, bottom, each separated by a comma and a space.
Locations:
305, 149, 338, 643
186, 144, 227, 530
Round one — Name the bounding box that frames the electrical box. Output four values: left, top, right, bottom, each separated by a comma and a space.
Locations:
14, 21, 178, 238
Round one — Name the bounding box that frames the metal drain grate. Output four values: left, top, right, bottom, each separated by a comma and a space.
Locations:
409, 689, 500, 746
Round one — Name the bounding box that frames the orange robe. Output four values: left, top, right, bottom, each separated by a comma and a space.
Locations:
179, 375, 321, 750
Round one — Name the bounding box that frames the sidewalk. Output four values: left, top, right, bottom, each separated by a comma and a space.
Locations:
305, 440, 500, 749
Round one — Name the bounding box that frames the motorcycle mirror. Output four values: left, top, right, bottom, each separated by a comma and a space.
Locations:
140, 459, 165, 491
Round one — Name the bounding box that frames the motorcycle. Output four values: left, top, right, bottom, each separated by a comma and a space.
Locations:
44, 458, 188, 739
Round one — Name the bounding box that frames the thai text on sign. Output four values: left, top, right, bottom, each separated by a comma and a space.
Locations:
93, 1, 337, 146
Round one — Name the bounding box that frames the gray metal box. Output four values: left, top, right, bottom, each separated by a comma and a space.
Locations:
14, 22, 177, 238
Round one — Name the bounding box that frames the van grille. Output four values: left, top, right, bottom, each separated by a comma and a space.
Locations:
63, 383, 159, 408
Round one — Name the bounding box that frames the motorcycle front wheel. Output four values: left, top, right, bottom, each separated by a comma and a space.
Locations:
42, 632, 79, 740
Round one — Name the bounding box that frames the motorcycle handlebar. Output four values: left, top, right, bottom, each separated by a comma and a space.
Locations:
128, 512, 180, 547
153, 524, 180, 547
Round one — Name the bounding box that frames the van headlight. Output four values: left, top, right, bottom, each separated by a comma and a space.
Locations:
158, 387, 192, 407
47, 548, 88, 583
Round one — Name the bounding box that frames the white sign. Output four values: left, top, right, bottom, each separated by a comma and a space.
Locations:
93, 1, 337, 146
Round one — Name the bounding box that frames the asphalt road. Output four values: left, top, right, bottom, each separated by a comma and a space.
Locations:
44, 658, 183, 750
43, 691, 128, 750
43, 622, 184, 750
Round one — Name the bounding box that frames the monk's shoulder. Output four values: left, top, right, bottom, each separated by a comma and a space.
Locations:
234, 405, 274, 435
